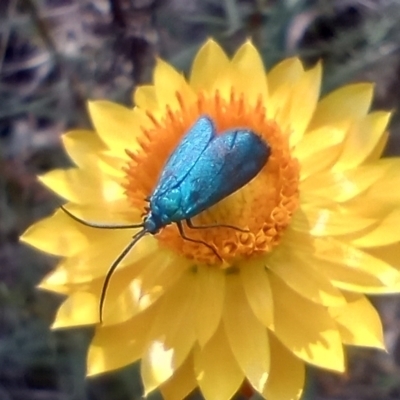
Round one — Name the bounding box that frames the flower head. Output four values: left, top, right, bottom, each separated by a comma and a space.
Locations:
21, 39, 400, 400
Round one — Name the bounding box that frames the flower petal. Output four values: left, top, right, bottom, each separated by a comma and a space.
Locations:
21, 210, 89, 256
287, 61, 322, 146
365, 130, 389, 162
295, 123, 347, 161
195, 266, 225, 347
313, 237, 400, 286
57, 231, 155, 283
296, 122, 349, 179
190, 39, 230, 92
267, 244, 346, 307
292, 206, 375, 237
269, 272, 345, 372
240, 257, 274, 328
194, 324, 244, 400
87, 305, 157, 376
308, 83, 374, 130
112, 251, 189, 318
52, 292, 98, 328
134, 85, 158, 112
277, 228, 400, 293
230, 41, 268, 106
160, 354, 197, 400
39, 168, 125, 204
351, 209, 400, 248
141, 270, 198, 394
154, 59, 196, 111
334, 111, 392, 171
263, 334, 305, 400
141, 340, 192, 395
267, 58, 304, 96
362, 162, 400, 207
223, 273, 270, 393
101, 251, 179, 325
62, 130, 105, 168
329, 293, 385, 349
301, 161, 394, 202
88, 101, 149, 156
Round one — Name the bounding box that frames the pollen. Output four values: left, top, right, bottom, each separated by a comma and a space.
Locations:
124, 89, 300, 266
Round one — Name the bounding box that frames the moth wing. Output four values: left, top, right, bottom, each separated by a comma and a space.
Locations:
151, 115, 216, 198
177, 129, 270, 219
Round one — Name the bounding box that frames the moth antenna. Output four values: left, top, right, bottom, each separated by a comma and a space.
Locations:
60, 205, 144, 230
99, 229, 148, 323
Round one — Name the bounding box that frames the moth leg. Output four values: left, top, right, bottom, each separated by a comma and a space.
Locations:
186, 218, 249, 233
61, 205, 144, 230
140, 206, 150, 218
176, 221, 222, 261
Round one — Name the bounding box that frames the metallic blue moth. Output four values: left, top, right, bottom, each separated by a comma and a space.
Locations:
62, 114, 270, 321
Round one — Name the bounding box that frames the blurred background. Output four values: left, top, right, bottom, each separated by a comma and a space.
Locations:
2, 0, 400, 399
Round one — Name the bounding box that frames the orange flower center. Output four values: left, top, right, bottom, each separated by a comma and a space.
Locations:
124, 89, 300, 266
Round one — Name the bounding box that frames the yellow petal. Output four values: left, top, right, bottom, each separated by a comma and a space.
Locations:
154, 59, 196, 111
62, 130, 105, 168
301, 161, 392, 202
287, 61, 322, 146
52, 292, 98, 328
267, 57, 304, 95
296, 122, 349, 179
57, 231, 155, 283
269, 272, 345, 372
295, 123, 346, 161
267, 244, 346, 307
20, 210, 89, 256
50, 253, 150, 326
116, 249, 191, 315
148, 269, 197, 347
88, 101, 148, 156
278, 229, 394, 293
292, 207, 375, 237
308, 83, 374, 130
100, 259, 155, 325
263, 334, 305, 400
329, 293, 385, 349
334, 111, 392, 171
134, 85, 158, 111
160, 354, 197, 400
87, 305, 157, 376
194, 324, 244, 400
314, 259, 394, 294
362, 162, 400, 207
364, 130, 389, 162
190, 39, 230, 92
39, 168, 125, 204
267, 60, 304, 131
240, 257, 274, 328
141, 340, 192, 395
195, 266, 225, 347
141, 271, 198, 394
223, 273, 270, 393
367, 243, 400, 269
230, 40, 268, 106
351, 209, 400, 248
313, 237, 400, 286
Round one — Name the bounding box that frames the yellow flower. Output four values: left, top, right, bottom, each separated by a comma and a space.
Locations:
21, 39, 400, 400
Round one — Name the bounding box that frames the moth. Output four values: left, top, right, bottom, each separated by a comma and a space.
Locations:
62, 115, 270, 321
